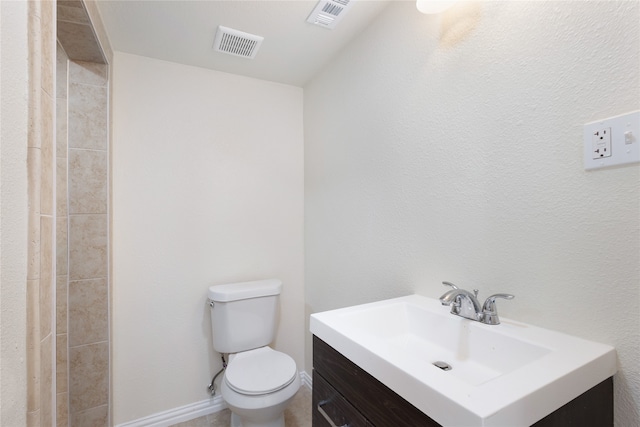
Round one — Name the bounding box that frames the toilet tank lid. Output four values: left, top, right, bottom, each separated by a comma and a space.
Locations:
208, 279, 282, 302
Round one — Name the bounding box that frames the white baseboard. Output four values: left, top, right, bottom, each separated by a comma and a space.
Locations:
300, 370, 312, 389
115, 395, 227, 427
115, 371, 312, 427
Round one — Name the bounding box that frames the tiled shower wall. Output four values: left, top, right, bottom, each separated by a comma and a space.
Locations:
66, 58, 109, 425
27, 1, 110, 426
58, 1, 110, 423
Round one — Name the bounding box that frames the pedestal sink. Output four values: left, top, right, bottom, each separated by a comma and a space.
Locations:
310, 294, 616, 427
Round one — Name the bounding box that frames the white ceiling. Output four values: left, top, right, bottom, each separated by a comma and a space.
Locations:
96, 0, 393, 87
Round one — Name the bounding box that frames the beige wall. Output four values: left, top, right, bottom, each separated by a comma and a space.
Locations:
111, 52, 305, 425
0, 1, 29, 426
304, 1, 639, 426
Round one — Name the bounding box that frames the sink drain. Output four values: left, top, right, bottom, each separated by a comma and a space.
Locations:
433, 361, 452, 371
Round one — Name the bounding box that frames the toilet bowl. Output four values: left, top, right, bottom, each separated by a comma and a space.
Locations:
221, 346, 300, 427
208, 279, 301, 427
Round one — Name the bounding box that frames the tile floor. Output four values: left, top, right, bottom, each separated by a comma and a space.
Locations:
171, 386, 312, 427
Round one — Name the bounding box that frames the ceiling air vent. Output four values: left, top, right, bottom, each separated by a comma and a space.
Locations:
306, 0, 354, 30
213, 26, 264, 59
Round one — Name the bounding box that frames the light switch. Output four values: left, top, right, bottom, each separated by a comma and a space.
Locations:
624, 131, 634, 145
584, 111, 640, 170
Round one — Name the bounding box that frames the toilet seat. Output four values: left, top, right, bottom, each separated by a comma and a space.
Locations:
225, 346, 297, 395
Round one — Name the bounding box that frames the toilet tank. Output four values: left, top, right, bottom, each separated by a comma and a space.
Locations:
208, 279, 282, 354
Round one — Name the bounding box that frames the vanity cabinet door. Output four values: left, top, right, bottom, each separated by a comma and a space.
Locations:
312, 371, 370, 427
313, 336, 439, 427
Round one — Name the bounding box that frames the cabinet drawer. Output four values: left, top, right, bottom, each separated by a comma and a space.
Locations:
313, 370, 370, 427
313, 336, 438, 427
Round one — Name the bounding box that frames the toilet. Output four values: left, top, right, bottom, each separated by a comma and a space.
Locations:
208, 279, 300, 427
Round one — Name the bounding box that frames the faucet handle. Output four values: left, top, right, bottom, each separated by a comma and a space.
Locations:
442, 281, 458, 290
482, 294, 514, 325
483, 293, 514, 311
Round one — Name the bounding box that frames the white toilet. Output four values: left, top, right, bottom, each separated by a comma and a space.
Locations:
208, 279, 301, 427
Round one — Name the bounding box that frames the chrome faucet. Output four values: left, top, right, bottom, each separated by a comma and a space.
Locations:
439, 281, 514, 325
440, 282, 483, 320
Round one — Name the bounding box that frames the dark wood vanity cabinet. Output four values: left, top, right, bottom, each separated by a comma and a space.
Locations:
312, 335, 613, 427
313, 336, 439, 427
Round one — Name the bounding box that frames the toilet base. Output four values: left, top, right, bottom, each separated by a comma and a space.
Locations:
221, 348, 300, 427
230, 411, 284, 427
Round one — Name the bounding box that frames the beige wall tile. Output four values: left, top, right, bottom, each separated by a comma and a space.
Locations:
27, 410, 40, 427
55, 3, 111, 420
68, 149, 107, 214
27, 6, 42, 423
40, 92, 54, 216
28, 3, 42, 97
69, 214, 108, 280
28, 146, 42, 215
38, 272, 53, 342
56, 42, 69, 99
56, 98, 68, 158
82, 1, 114, 63
28, 146, 42, 216
71, 404, 108, 427
39, 216, 53, 338
68, 83, 107, 150
57, 21, 106, 64
28, 0, 41, 18
40, 0, 55, 97
27, 279, 41, 413
40, 334, 53, 427
57, 392, 69, 427
57, 1, 85, 7
69, 342, 109, 412
57, 2, 90, 25
56, 275, 68, 334
56, 334, 68, 393
28, 148, 42, 281
28, 210, 42, 282
69, 61, 108, 87
56, 218, 68, 276
69, 278, 108, 346
57, 157, 68, 217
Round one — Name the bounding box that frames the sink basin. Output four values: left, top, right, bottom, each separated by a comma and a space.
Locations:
310, 295, 617, 427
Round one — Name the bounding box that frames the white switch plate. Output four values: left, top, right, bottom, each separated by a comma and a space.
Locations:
584, 111, 640, 170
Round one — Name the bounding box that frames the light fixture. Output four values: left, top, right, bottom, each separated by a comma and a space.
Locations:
416, 0, 457, 14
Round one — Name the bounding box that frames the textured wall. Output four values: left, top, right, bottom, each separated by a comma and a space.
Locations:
111, 53, 305, 424
0, 1, 29, 426
304, 1, 639, 425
